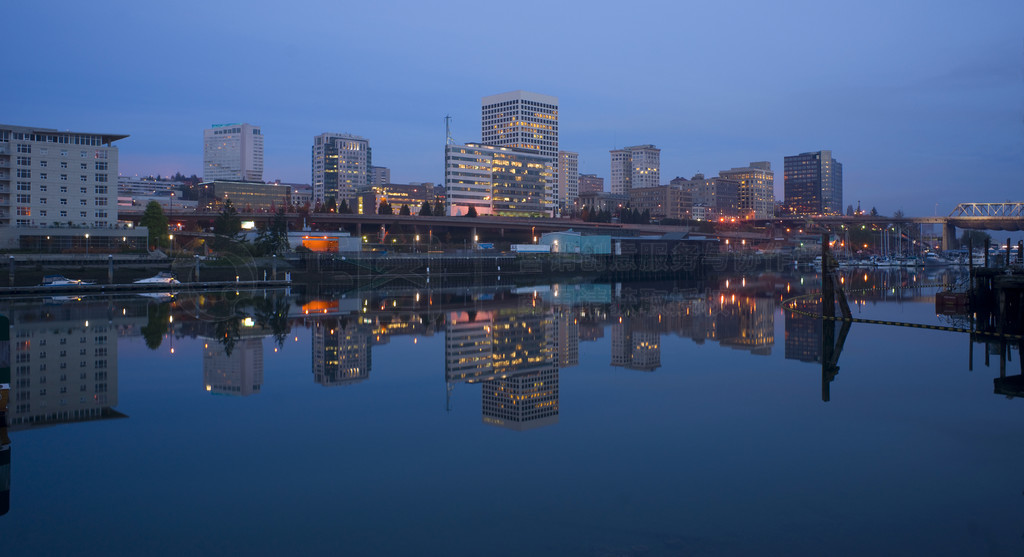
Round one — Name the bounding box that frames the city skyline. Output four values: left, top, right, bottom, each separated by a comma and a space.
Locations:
4, 0, 1021, 218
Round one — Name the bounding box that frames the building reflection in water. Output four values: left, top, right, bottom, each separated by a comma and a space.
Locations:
611, 320, 661, 371
6, 305, 134, 429
312, 318, 372, 387
0, 298, 145, 516
446, 306, 560, 431
203, 337, 264, 396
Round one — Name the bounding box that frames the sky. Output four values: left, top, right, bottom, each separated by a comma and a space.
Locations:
4, 0, 1022, 217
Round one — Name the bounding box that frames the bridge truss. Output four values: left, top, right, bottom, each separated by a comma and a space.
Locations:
950, 203, 1024, 218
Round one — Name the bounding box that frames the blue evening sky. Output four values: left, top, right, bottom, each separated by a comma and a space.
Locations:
4, 0, 1022, 217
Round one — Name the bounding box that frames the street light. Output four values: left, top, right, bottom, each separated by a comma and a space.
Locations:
85, 233, 89, 255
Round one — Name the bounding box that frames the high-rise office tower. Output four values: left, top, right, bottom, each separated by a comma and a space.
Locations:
203, 123, 263, 182
609, 145, 660, 194
719, 162, 775, 220
311, 133, 371, 208
783, 150, 843, 216
556, 151, 579, 210
481, 90, 558, 159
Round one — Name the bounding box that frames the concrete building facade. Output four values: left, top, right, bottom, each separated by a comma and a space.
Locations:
578, 173, 604, 196
610, 145, 660, 194
719, 161, 774, 220
203, 123, 263, 182
556, 151, 579, 211
444, 143, 553, 217
0, 124, 125, 229
311, 133, 371, 208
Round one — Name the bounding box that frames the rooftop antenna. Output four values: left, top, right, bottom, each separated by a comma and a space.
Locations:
445, 115, 454, 145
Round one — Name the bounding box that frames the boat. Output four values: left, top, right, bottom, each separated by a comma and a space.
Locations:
923, 252, 951, 267
133, 272, 181, 285
41, 275, 93, 286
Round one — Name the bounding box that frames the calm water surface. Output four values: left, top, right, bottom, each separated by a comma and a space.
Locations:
1, 268, 1022, 556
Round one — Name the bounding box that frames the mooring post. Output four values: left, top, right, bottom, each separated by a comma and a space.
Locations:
822, 233, 834, 319
272, 254, 277, 280
107, 254, 113, 284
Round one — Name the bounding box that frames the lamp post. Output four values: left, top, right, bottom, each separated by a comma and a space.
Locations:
84, 233, 89, 255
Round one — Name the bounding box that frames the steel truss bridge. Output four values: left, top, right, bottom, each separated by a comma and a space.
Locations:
775, 203, 1024, 249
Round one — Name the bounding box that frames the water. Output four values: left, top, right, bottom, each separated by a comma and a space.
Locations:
1, 268, 1022, 556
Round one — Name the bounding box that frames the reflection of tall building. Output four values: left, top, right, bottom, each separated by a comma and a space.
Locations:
785, 299, 824, 363
714, 296, 775, 356
555, 307, 579, 369
7, 322, 122, 428
611, 321, 661, 371
445, 312, 496, 383
482, 311, 559, 431
313, 319, 371, 386
445, 308, 560, 430
482, 366, 559, 431
203, 337, 264, 396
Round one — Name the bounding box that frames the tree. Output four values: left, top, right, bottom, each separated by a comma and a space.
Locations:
418, 201, 433, 216
338, 199, 350, 214
255, 209, 289, 255
466, 205, 478, 217
399, 204, 411, 216
141, 302, 171, 350
959, 230, 991, 249
893, 209, 905, 219
378, 201, 393, 215
213, 199, 242, 239
870, 207, 879, 217
846, 205, 854, 216
140, 201, 169, 249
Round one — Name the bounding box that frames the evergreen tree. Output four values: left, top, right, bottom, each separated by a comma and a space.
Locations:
213, 199, 242, 239
378, 201, 393, 215
338, 199, 350, 214
399, 204, 411, 216
466, 205, 478, 217
140, 201, 169, 248
419, 201, 433, 216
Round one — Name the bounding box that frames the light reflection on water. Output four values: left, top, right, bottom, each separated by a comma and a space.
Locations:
1, 267, 1022, 556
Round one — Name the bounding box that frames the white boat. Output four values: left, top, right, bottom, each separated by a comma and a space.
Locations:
41, 275, 93, 286
923, 252, 951, 267
134, 272, 180, 285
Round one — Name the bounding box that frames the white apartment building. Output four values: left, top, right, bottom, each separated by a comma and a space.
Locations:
609, 144, 660, 194
0, 124, 125, 229
203, 123, 263, 182
311, 133, 371, 207
556, 151, 579, 211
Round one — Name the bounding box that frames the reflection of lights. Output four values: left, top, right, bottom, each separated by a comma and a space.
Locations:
206, 385, 212, 391
242, 317, 255, 327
